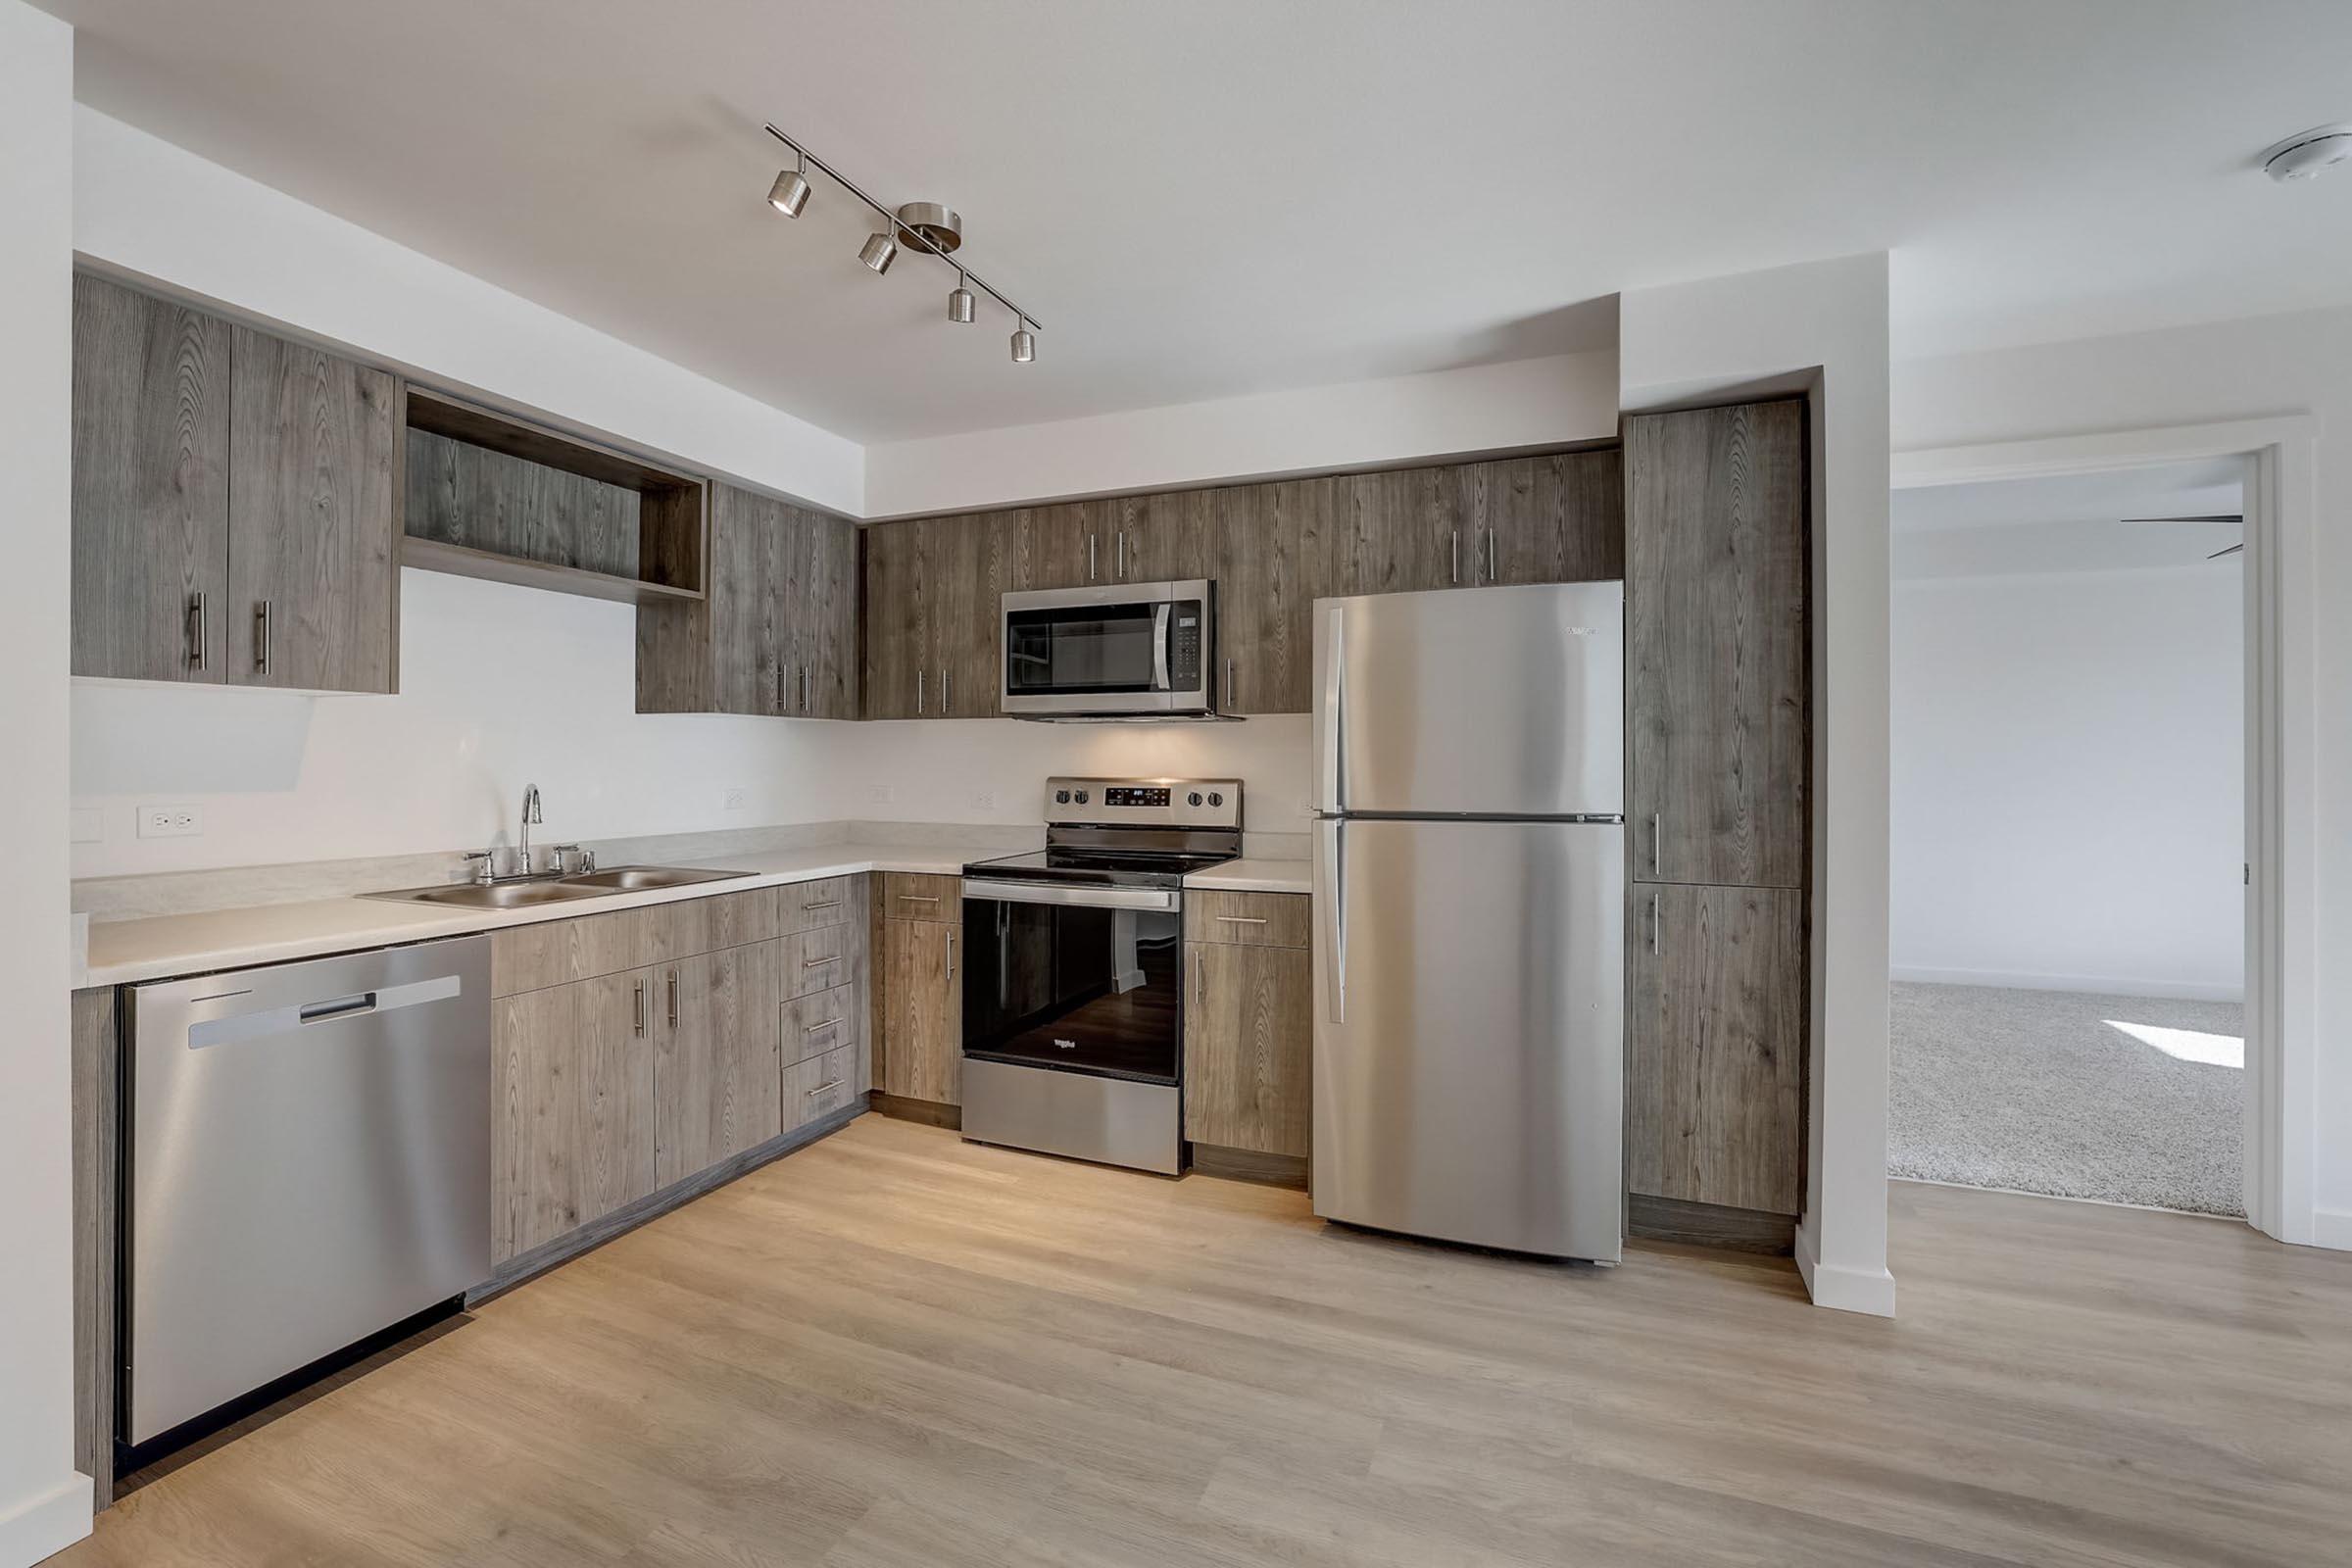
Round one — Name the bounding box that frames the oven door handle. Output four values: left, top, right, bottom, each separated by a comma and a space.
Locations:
961, 878, 1180, 913
1152, 601, 1171, 691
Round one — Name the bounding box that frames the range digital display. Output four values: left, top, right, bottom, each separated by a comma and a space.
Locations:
1103, 786, 1171, 808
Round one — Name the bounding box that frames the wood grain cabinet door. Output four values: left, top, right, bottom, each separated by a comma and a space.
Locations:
1626, 401, 1808, 889
801, 511, 860, 717
492, 968, 659, 1261
1474, 450, 1625, 587
226, 326, 401, 693
71, 276, 232, 682
1109, 488, 1216, 584
861, 519, 927, 718
1183, 940, 1312, 1157
926, 513, 1004, 718
1004, 502, 1097, 590
652, 943, 783, 1186
1214, 475, 1351, 714
1627, 883, 1806, 1216
880, 917, 960, 1105
707, 483, 789, 715
1346, 466, 1464, 595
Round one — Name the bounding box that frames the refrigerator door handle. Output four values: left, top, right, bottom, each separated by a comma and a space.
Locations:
1318, 605, 1347, 814
1320, 816, 1348, 1023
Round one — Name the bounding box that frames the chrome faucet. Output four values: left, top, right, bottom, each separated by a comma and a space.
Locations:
519, 784, 542, 875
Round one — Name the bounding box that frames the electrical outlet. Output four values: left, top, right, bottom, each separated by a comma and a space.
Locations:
136, 804, 202, 839
869, 784, 894, 806
722, 787, 747, 811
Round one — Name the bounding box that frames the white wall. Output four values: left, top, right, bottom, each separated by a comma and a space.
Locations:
74, 109, 862, 516
1894, 302, 2352, 1247
1620, 253, 1896, 1317
0, 6, 94, 1562
72, 571, 851, 877
1891, 563, 2244, 1001
864, 348, 1620, 518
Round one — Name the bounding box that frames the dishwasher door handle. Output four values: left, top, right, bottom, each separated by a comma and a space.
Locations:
186, 973, 465, 1050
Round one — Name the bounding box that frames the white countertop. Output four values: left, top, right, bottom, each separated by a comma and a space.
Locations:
80, 842, 977, 989
1184, 857, 1310, 895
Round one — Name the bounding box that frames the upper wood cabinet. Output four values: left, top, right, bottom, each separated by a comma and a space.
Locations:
639, 482, 858, 718
1108, 489, 1216, 584
1626, 882, 1806, 1215
1214, 475, 1354, 714
1626, 401, 1808, 890
1472, 449, 1625, 587
72, 276, 401, 694
858, 515, 1002, 719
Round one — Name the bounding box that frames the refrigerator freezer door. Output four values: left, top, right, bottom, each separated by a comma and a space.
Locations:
1313, 582, 1624, 818
1312, 816, 1625, 1260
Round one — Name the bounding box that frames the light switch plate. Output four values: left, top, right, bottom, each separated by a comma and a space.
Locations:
136, 804, 203, 839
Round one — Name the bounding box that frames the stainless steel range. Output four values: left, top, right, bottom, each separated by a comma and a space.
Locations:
958, 777, 1243, 1173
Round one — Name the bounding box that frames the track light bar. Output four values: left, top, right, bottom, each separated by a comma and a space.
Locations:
760, 122, 1040, 355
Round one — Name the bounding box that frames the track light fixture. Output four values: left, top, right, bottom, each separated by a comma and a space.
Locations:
760, 122, 1039, 365
766, 151, 810, 218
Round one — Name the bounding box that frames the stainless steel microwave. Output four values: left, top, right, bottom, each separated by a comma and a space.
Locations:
1001, 579, 1216, 718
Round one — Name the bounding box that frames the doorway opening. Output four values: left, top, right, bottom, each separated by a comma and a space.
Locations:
1887, 456, 2246, 1216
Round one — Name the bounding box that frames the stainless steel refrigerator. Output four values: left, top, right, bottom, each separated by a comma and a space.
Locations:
1310, 581, 1626, 1262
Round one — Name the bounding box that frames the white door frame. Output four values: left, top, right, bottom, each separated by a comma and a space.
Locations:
1890, 416, 2319, 1246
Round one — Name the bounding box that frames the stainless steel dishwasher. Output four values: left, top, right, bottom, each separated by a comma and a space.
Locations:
124, 934, 491, 1449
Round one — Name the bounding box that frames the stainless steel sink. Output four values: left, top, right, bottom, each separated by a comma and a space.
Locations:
364, 880, 611, 909
362, 864, 752, 909
555, 865, 752, 893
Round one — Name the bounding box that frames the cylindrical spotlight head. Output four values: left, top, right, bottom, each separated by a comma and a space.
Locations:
766, 168, 810, 218
948, 284, 976, 323
858, 230, 898, 274
1010, 323, 1036, 363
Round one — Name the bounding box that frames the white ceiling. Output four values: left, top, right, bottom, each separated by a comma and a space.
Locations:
37, 0, 2352, 444
1892, 458, 2244, 579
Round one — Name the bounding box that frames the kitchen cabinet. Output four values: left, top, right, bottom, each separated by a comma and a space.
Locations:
860, 516, 1003, 718
1472, 449, 1625, 587
652, 942, 783, 1186
1183, 891, 1311, 1162
71, 276, 231, 682
1004, 502, 1098, 590
639, 482, 858, 717
493, 966, 660, 1261
1626, 400, 1808, 890
1346, 466, 1464, 596
72, 275, 402, 693
1108, 488, 1217, 583
1626, 882, 1806, 1216
1214, 475, 1354, 714
877, 874, 961, 1106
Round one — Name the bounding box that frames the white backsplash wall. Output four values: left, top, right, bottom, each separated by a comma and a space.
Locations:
70, 568, 854, 878
839, 714, 1314, 839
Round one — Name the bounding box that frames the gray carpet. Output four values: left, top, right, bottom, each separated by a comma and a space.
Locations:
1888, 982, 2244, 1217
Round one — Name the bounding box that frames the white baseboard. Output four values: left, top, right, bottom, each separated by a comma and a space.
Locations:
1889, 965, 2243, 1004
1794, 1221, 1897, 1317
2311, 1208, 2352, 1251
0, 1472, 91, 1568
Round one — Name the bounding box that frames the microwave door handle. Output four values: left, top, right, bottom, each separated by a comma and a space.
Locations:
1152, 602, 1171, 690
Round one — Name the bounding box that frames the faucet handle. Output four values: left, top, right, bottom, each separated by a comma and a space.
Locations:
549, 844, 583, 875
461, 849, 497, 886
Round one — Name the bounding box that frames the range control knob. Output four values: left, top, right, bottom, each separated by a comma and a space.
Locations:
1187, 791, 1203, 808
1054, 788, 1071, 805
1073, 789, 1091, 805
1206, 790, 1225, 808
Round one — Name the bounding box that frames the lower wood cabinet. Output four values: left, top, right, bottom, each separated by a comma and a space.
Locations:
1626, 882, 1806, 1217
1183, 891, 1311, 1161
879, 911, 960, 1106
493, 965, 661, 1261
652, 942, 783, 1188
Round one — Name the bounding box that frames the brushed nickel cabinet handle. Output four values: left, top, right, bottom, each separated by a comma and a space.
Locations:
188, 592, 207, 670
1650, 813, 1662, 876
1224, 658, 1234, 711
898, 894, 941, 904
1194, 951, 1204, 1004
1486, 528, 1497, 582
946, 928, 956, 982
1650, 894, 1661, 956
1214, 915, 1269, 926
802, 666, 809, 711
1089, 533, 1098, 581
666, 969, 678, 1027
633, 981, 646, 1038
806, 1079, 844, 1098
804, 954, 840, 969
917, 669, 925, 715
1449, 530, 1459, 586
254, 600, 271, 674
803, 900, 842, 913
775, 663, 785, 712
943, 667, 952, 710
1117, 531, 1126, 579
804, 1016, 845, 1036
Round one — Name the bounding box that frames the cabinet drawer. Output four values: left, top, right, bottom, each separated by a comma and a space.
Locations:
490, 888, 780, 996
779, 874, 862, 935
786, 1043, 861, 1131
882, 872, 961, 921
1185, 889, 1309, 949
783, 981, 862, 1068
780, 922, 866, 1001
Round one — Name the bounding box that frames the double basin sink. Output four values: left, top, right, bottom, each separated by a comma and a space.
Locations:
363, 864, 752, 910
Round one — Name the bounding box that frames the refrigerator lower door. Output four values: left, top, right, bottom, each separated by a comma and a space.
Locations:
1312, 816, 1625, 1260
1313, 582, 1624, 818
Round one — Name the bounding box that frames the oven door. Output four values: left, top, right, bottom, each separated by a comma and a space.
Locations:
1001, 579, 1212, 715
960, 880, 1184, 1083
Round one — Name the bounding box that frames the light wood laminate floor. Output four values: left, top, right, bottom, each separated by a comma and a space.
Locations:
63, 1115, 2352, 1567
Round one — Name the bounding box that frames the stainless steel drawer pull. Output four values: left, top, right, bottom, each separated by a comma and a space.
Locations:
1650, 813, 1662, 875
806, 1079, 844, 1097
188, 592, 207, 670
1449, 530, 1459, 586
1650, 894, 1661, 956
803, 900, 842, 912
804, 955, 840, 968
804, 1016, 844, 1035
666, 969, 678, 1026
898, 894, 941, 904
254, 600, 271, 674
1214, 915, 1269, 926
633, 981, 646, 1037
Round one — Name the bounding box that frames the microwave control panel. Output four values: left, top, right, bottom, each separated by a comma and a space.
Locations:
1169, 606, 1203, 688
